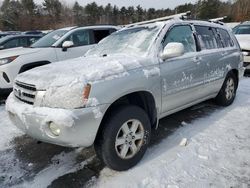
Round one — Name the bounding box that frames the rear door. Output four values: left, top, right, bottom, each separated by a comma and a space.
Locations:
160, 24, 204, 113
194, 25, 234, 96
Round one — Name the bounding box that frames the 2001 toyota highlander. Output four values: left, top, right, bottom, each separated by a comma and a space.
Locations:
6, 18, 244, 171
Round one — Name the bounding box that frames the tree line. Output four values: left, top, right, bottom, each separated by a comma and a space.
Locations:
0, 0, 249, 31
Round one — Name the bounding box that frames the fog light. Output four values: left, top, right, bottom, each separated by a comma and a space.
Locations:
49, 122, 61, 136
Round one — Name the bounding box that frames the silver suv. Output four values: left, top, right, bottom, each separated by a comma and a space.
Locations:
6, 18, 244, 171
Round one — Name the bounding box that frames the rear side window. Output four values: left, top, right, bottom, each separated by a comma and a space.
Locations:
218, 29, 234, 48
195, 25, 218, 50
163, 25, 196, 53
92, 29, 111, 43
19, 37, 28, 47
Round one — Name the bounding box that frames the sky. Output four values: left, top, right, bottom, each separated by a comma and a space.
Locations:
34, 0, 198, 9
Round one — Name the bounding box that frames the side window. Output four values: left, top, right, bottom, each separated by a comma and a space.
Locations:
4, 38, 19, 48
212, 28, 223, 48
19, 37, 28, 47
195, 26, 218, 50
92, 29, 111, 43
64, 30, 91, 47
219, 29, 234, 48
162, 25, 196, 53
28, 37, 39, 45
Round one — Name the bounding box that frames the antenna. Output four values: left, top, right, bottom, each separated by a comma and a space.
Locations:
124, 11, 191, 27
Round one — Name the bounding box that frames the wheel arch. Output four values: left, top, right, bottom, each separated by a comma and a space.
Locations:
95, 90, 158, 142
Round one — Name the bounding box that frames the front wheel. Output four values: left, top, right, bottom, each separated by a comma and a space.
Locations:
94, 105, 151, 171
215, 72, 237, 106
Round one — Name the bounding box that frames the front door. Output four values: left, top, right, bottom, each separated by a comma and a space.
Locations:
160, 24, 204, 113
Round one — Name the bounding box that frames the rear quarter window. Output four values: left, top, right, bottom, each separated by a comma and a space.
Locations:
92, 29, 112, 43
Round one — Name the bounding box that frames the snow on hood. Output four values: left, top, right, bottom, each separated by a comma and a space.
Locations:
16, 54, 142, 90
0, 47, 40, 59
235, 35, 250, 50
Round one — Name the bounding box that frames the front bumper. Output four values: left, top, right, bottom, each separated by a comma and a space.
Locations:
6, 93, 108, 148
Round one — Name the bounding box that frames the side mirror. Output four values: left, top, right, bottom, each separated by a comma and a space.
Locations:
62, 41, 74, 51
160, 42, 185, 60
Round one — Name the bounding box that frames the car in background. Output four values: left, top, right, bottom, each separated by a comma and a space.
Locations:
0, 34, 42, 50
233, 21, 250, 71
0, 25, 119, 94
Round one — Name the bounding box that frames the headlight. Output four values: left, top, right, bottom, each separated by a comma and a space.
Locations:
0, 56, 19, 66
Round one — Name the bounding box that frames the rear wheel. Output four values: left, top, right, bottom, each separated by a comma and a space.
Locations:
94, 105, 151, 171
215, 72, 237, 106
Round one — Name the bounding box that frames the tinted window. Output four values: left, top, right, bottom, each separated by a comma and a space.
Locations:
219, 29, 234, 48
93, 29, 111, 43
19, 37, 28, 47
64, 30, 90, 47
163, 25, 196, 53
4, 38, 19, 48
195, 26, 218, 50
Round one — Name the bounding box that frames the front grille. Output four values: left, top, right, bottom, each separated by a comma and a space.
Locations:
13, 81, 37, 105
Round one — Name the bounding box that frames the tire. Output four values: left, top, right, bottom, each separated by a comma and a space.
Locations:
94, 105, 151, 171
215, 72, 237, 106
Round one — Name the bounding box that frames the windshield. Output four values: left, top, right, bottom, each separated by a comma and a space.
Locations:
31, 29, 68, 48
86, 25, 162, 56
233, 25, 250, 35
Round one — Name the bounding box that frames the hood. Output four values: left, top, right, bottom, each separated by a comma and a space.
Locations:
16, 54, 144, 90
0, 47, 41, 59
235, 35, 250, 51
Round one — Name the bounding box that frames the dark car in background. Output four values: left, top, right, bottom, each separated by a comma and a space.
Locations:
0, 34, 42, 50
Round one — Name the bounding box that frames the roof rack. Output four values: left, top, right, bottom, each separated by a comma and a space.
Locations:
208, 16, 227, 25
124, 11, 191, 27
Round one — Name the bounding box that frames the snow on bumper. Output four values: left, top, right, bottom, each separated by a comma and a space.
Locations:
6, 93, 108, 147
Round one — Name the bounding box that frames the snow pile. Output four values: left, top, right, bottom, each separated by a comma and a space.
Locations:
0, 105, 22, 151
6, 93, 76, 129
16, 54, 141, 90
143, 67, 160, 78
92, 78, 250, 188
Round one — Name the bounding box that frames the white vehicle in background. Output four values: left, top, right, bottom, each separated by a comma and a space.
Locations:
0, 25, 119, 95
233, 21, 250, 72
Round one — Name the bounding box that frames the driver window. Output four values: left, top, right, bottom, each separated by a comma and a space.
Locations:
162, 25, 196, 53
64, 30, 90, 47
